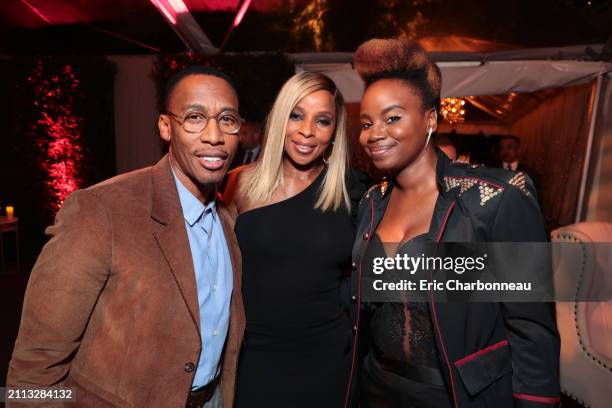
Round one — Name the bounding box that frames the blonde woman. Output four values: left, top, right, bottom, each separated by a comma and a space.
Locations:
227, 72, 365, 407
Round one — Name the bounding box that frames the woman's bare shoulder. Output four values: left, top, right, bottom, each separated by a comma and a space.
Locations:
232, 163, 257, 192
221, 164, 256, 211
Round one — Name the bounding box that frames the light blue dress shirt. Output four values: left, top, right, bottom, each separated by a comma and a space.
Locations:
172, 170, 233, 389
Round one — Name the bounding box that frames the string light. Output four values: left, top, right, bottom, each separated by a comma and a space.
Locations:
293, 0, 327, 51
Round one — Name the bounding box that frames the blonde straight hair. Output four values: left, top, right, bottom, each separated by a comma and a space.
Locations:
244, 72, 350, 211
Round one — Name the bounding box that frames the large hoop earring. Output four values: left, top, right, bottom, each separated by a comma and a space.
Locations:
323, 140, 335, 166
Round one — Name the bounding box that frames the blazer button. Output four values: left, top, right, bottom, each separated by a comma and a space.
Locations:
184, 362, 195, 373
351, 295, 357, 303
363, 232, 369, 240
352, 325, 357, 334
351, 261, 357, 270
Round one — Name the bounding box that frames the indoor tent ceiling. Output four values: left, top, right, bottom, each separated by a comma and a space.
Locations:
0, 1, 295, 29
1, 0, 610, 55
2, 1, 609, 129
295, 47, 611, 103
466, 91, 562, 125
295, 42, 610, 131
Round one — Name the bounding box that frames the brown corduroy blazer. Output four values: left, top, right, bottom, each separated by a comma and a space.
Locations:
7, 155, 245, 408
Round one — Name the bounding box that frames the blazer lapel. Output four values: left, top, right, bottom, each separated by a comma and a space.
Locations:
216, 203, 246, 408
216, 204, 246, 345
150, 155, 201, 333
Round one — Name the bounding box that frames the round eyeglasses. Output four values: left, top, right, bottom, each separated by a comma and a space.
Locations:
165, 110, 244, 135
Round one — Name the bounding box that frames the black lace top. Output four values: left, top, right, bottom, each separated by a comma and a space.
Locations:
363, 233, 440, 368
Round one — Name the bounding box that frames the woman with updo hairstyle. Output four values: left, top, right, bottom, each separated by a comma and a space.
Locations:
346, 39, 560, 408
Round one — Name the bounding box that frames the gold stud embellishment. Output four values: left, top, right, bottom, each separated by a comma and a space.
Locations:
508, 172, 531, 197
478, 183, 503, 206
380, 179, 389, 196
445, 176, 503, 206
444, 176, 476, 194
361, 182, 383, 205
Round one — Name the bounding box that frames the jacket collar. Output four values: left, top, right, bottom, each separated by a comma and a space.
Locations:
150, 154, 245, 340
170, 164, 217, 227
151, 154, 182, 226
435, 148, 457, 200
365, 149, 460, 241
376, 148, 456, 202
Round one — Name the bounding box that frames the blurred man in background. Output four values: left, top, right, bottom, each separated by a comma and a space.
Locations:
229, 121, 262, 170
498, 135, 540, 193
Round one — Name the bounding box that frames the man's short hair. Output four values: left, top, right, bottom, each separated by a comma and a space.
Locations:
500, 135, 521, 144
163, 65, 238, 111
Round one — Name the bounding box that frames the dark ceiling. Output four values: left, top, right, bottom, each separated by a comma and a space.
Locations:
0, 0, 610, 55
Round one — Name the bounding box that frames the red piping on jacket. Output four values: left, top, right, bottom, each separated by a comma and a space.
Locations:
430, 201, 459, 408
513, 393, 561, 404
436, 202, 455, 242
344, 200, 375, 408
454, 340, 509, 367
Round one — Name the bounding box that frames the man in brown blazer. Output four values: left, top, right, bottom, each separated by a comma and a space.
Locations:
7, 66, 246, 408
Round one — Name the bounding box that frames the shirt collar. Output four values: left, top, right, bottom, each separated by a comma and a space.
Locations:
248, 145, 261, 156
170, 165, 216, 227
503, 160, 518, 170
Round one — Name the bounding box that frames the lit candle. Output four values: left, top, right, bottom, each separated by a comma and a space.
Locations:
5, 206, 14, 218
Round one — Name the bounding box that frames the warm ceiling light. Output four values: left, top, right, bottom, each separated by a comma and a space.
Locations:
150, 0, 216, 54
441, 97, 467, 124
151, 0, 177, 25
20, 0, 51, 24
233, 0, 253, 28
168, 0, 188, 13
150, 0, 190, 25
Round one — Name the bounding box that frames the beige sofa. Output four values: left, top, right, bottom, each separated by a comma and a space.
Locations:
551, 222, 612, 407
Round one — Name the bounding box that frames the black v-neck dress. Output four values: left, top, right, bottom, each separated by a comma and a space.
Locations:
234, 171, 353, 407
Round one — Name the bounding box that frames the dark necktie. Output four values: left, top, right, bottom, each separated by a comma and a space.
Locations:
244, 151, 253, 165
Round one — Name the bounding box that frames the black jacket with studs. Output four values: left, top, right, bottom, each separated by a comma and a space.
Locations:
345, 149, 560, 408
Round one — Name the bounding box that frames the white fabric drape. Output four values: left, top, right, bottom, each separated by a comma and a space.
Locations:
109, 55, 162, 174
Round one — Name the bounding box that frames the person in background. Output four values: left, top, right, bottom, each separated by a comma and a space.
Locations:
230, 121, 262, 169
7, 66, 245, 408
227, 72, 366, 407
498, 135, 541, 193
346, 38, 560, 408
222, 121, 262, 196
